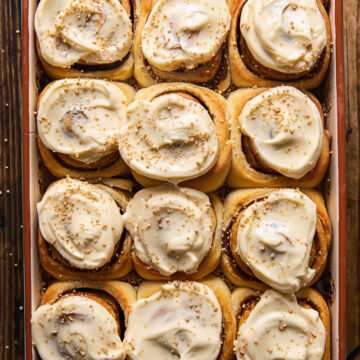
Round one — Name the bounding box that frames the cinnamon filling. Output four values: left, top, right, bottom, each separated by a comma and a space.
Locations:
56, 290, 125, 339
236, 7, 327, 81
224, 199, 321, 283
44, 229, 130, 273
144, 44, 229, 89
56, 150, 120, 170
241, 135, 278, 174
69, 0, 134, 72
237, 295, 318, 332
154, 91, 214, 122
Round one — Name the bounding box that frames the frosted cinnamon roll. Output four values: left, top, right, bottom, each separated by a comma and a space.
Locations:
32, 280, 136, 360
221, 188, 331, 292
232, 288, 330, 360
37, 79, 135, 179
227, 87, 331, 188
133, 0, 231, 92
124, 278, 236, 360
123, 184, 222, 280
34, 0, 134, 80
229, 0, 331, 88
118, 83, 232, 192
37, 177, 133, 280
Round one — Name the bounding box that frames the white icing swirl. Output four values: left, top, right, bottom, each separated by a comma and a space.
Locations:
123, 184, 215, 276
235, 289, 326, 360
37, 178, 123, 270
32, 295, 125, 360
236, 189, 317, 292
124, 281, 222, 360
239, 86, 323, 179
35, 0, 132, 68
37, 79, 128, 163
240, 0, 327, 74
141, 0, 230, 71
119, 94, 219, 182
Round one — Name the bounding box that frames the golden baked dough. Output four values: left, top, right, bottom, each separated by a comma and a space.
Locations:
129, 191, 223, 280
32, 280, 136, 360
133, 0, 231, 92
38, 179, 134, 280
35, 0, 135, 80
221, 188, 331, 291
227, 87, 331, 188
119, 82, 232, 193
228, 0, 331, 88
125, 277, 236, 360
36, 80, 135, 179
231, 287, 330, 360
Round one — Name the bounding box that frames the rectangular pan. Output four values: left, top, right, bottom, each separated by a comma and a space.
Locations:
22, 0, 346, 358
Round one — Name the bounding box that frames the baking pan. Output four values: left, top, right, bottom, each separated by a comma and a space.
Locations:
22, 0, 346, 358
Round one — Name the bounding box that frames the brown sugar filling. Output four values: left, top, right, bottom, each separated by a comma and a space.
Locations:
66, 0, 134, 71
241, 135, 278, 174
236, 295, 318, 333
55, 150, 120, 170
225, 198, 320, 283
236, 5, 326, 81
43, 229, 129, 273
56, 290, 125, 338
144, 44, 229, 90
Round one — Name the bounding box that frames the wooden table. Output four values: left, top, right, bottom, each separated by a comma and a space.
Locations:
0, 0, 358, 358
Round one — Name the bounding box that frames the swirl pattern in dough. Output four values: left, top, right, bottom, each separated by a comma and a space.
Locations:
235, 189, 317, 292
119, 93, 219, 182
235, 289, 326, 360
35, 0, 132, 68
123, 184, 215, 276
37, 178, 124, 270
240, 0, 327, 74
31, 294, 125, 360
141, 0, 230, 72
124, 281, 222, 360
37, 79, 129, 164
238, 86, 324, 179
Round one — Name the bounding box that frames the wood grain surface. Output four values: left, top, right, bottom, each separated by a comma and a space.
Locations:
0, 0, 24, 359
344, 0, 360, 356
0, 0, 358, 358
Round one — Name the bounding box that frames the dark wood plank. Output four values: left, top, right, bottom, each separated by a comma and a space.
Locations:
344, 0, 360, 355
0, 0, 24, 359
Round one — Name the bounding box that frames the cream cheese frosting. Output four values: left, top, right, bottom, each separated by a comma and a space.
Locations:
124, 281, 222, 360
239, 86, 324, 179
35, 0, 132, 68
37, 79, 128, 163
32, 295, 125, 360
141, 0, 230, 71
235, 289, 326, 360
240, 0, 327, 74
119, 94, 219, 182
37, 178, 124, 270
236, 189, 317, 293
123, 184, 215, 276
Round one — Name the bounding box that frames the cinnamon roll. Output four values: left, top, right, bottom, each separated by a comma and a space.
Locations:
232, 287, 330, 360
124, 277, 236, 360
229, 0, 331, 88
36, 79, 135, 179
221, 188, 331, 292
227, 86, 331, 188
118, 83, 232, 192
34, 0, 134, 80
31, 280, 136, 360
123, 184, 222, 280
37, 177, 133, 280
133, 0, 231, 92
